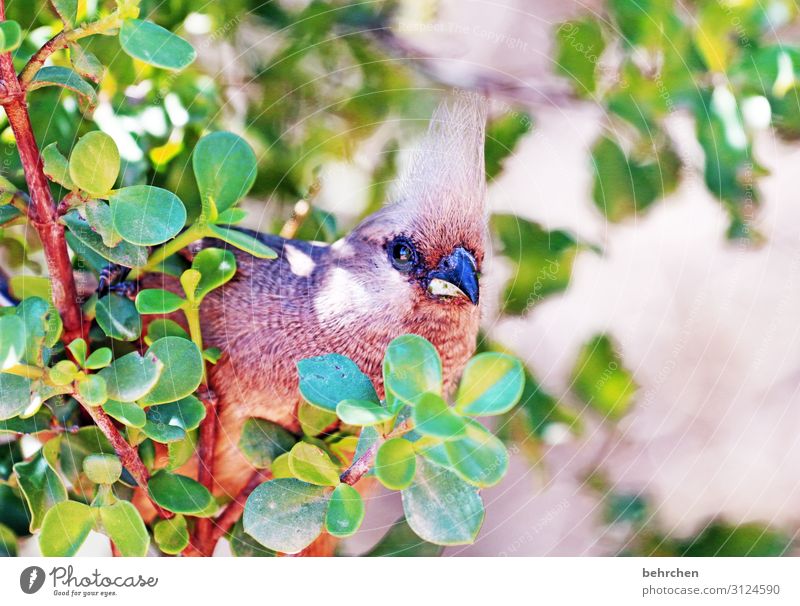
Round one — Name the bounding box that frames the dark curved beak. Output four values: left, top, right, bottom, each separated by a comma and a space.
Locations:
427, 247, 479, 305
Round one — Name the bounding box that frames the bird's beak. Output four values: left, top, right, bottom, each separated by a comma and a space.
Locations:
427, 247, 480, 305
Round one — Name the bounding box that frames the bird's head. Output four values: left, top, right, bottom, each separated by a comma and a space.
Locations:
342, 95, 488, 311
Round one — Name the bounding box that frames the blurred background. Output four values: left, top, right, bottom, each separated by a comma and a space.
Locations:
6, 0, 800, 556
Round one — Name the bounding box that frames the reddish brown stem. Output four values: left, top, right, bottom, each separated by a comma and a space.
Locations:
18, 31, 67, 86
0, 14, 84, 344
340, 441, 380, 485
193, 388, 219, 548
83, 404, 172, 519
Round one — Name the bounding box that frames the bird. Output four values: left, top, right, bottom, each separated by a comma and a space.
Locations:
146, 94, 488, 502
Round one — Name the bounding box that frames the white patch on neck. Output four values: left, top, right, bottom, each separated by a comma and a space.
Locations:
315, 267, 374, 325
284, 245, 315, 277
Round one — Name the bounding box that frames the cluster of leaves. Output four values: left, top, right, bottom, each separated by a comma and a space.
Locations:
554, 0, 800, 238
240, 335, 524, 553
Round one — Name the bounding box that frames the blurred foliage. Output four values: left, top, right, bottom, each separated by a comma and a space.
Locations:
554, 0, 800, 238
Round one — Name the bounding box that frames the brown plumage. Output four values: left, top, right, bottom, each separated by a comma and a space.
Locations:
149, 96, 488, 500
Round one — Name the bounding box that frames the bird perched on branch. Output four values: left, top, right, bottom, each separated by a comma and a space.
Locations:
179, 95, 488, 499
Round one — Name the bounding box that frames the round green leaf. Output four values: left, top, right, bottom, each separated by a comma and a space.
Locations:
85, 347, 112, 370
142, 396, 206, 444
102, 400, 146, 428
193, 132, 257, 214
0, 315, 25, 370
99, 501, 148, 556
69, 131, 120, 195
297, 353, 378, 412
243, 478, 329, 554
0, 20, 22, 52
95, 293, 141, 341
325, 483, 364, 538
153, 514, 189, 555
39, 500, 94, 556
412, 392, 467, 440
77, 374, 108, 407
109, 185, 186, 246
13, 451, 67, 531
139, 337, 203, 405
383, 334, 443, 411
0, 374, 32, 421
99, 351, 163, 402
455, 353, 525, 416
64, 211, 149, 268
48, 360, 78, 386
83, 453, 122, 484
238, 418, 297, 469
336, 399, 393, 426
191, 248, 237, 301
147, 470, 215, 515
119, 19, 196, 71
287, 442, 341, 486
135, 289, 185, 314
67, 338, 87, 367
375, 438, 417, 490
298, 399, 338, 436
443, 421, 509, 488
401, 458, 484, 546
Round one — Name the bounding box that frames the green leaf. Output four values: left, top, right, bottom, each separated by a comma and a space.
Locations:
243, 478, 330, 554
206, 224, 278, 259
491, 214, 578, 314
383, 335, 442, 411
142, 396, 206, 443
84, 199, 123, 248
167, 430, 196, 470
365, 517, 444, 557
298, 399, 338, 436
270, 452, 293, 479
443, 421, 509, 488
49, 0, 78, 26
485, 112, 532, 180
83, 454, 122, 484
297, 353, 378, 412
119, 19, 196, 70
139, 337, 203, 405
14, 296, 52, 364
102, 400, 146, 428
336, 399, 393, 426
0, 21, 22, 53
229, 519, 276, 557
401, 458, 484, 546
571, 334, 637, 420
148, 471, 215, 516
0, 523, 16, 556
0, 374, 32, 421
191, 247, 237, 301
325, 483, 364, 538
68, 131, 120, 195
554, 20, 606, 96
0, 314, 26, 370
153, 514, 189, 555
85, 347, 112, 370
58, 427, 115, 488
145, 318, 189, 343
69, 42, 104, 83
375, 438, 416, 490
14, 452, 67, 531
29, 66, 97, 110
193, 132, 257, 214
67, 338, 87, 367
99, 501, 148, 556
64, 211, 149, 268
135, 289, 185, 314
99, 351, 163, 402
412, 392, 466, 440
77, 374, 108, 406
38, 500, 94, 557
42, 143, 75, 190
287, 442, 341, 486
454, 352, 525, 416
109, 185, 187, 246
678, 522, 791, 557
238, 418, 297, 469
95, 293, 141, 341
0, 484, 31, 536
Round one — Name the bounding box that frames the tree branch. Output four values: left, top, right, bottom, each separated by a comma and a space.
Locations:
340, 441, 380, 485
81, 402, 172, 519
0, 16, 84, 344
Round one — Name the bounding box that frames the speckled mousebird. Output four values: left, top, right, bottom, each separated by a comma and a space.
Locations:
180, 95, 488, 499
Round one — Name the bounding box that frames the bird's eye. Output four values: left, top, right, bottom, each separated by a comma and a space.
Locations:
389, 238, 417, 271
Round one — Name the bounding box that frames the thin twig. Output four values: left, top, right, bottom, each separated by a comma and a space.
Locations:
339, 441, 380, 486
18, 31, 68, 86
